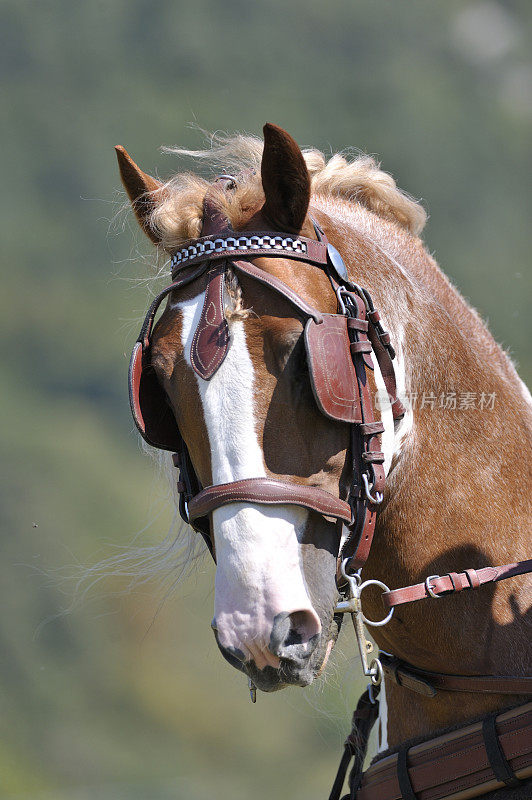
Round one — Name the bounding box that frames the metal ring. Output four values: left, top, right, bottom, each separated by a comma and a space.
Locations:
340, 557, 361, 586
362, 473, 383, 504
336, 287, 347, 316
369, 657, 383, 686
351, 284, 371, 312
425, 574, 442, 598
214, 174, 237, 190
358, 579, 395, 627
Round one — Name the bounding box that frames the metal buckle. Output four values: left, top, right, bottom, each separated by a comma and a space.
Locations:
425, 574, 442, 598
362, 473, 383, 504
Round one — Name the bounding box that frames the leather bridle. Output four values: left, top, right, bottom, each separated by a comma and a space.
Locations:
129, 187, 404, 576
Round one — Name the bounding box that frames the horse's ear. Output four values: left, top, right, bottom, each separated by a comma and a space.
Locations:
115, 145, 163, 244
261, 123, 311, 232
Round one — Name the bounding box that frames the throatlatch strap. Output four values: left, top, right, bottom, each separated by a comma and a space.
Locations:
482, 713, 522, 788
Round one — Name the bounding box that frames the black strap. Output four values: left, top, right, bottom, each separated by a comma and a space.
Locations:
172, 448, 213, 555
482, 713, 522, 788
328, 745, 353, 800
328, 686, 380, 800
396, 747, 418, 800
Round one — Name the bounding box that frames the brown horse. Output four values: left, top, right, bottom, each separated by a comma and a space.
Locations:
117, 124, 531, 798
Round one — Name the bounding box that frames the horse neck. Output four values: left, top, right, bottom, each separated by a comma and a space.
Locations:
319, 199, 532, 744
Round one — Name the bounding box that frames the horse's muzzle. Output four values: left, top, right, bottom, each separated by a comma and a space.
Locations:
212, 632, 325, 691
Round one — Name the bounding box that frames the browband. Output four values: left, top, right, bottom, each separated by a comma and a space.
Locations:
171, 232, 328, 276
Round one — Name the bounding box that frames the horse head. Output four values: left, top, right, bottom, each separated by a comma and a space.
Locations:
117, 124, 387, 691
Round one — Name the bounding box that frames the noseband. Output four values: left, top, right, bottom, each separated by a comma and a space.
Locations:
129, 183, 404, 573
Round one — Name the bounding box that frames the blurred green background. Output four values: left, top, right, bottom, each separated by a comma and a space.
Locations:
1, 1, 531, 798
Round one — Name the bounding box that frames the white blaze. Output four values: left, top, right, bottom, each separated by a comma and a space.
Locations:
177, 293, 319, 669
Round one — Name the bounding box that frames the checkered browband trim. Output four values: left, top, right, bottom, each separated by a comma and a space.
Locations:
170, 234, 308, 270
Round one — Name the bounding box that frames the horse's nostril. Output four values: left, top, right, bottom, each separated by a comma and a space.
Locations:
269, 610, 321, 663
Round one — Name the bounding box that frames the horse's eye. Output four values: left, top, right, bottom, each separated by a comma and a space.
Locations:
290, 337, 309, 382
279, 335, 309, 402
265, 327, 309, 396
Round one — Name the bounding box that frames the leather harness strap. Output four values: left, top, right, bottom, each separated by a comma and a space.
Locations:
365, 307, 406, 420
482, 712, 522, 788
230, 258, 324, 323
369, 560, 532, 703
170, 232, 329, 274
135, 263, 210, 350
382, 559, 532, 608
328, 685, 382, 800
342, 292, 386, 572
380, 653, 532, 697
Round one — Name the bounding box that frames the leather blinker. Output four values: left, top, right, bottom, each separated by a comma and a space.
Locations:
304, 315, 362, 423
129, 340, 184, 452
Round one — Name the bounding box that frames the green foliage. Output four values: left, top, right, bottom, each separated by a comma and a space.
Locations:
2, 1, 530, 796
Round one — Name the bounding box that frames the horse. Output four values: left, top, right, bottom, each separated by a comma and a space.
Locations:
116, 123, 531, 799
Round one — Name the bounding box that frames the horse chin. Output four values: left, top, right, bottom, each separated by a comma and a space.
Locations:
215, 649, 320, 692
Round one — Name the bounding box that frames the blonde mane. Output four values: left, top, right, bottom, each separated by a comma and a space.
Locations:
149, 133, 426, 250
